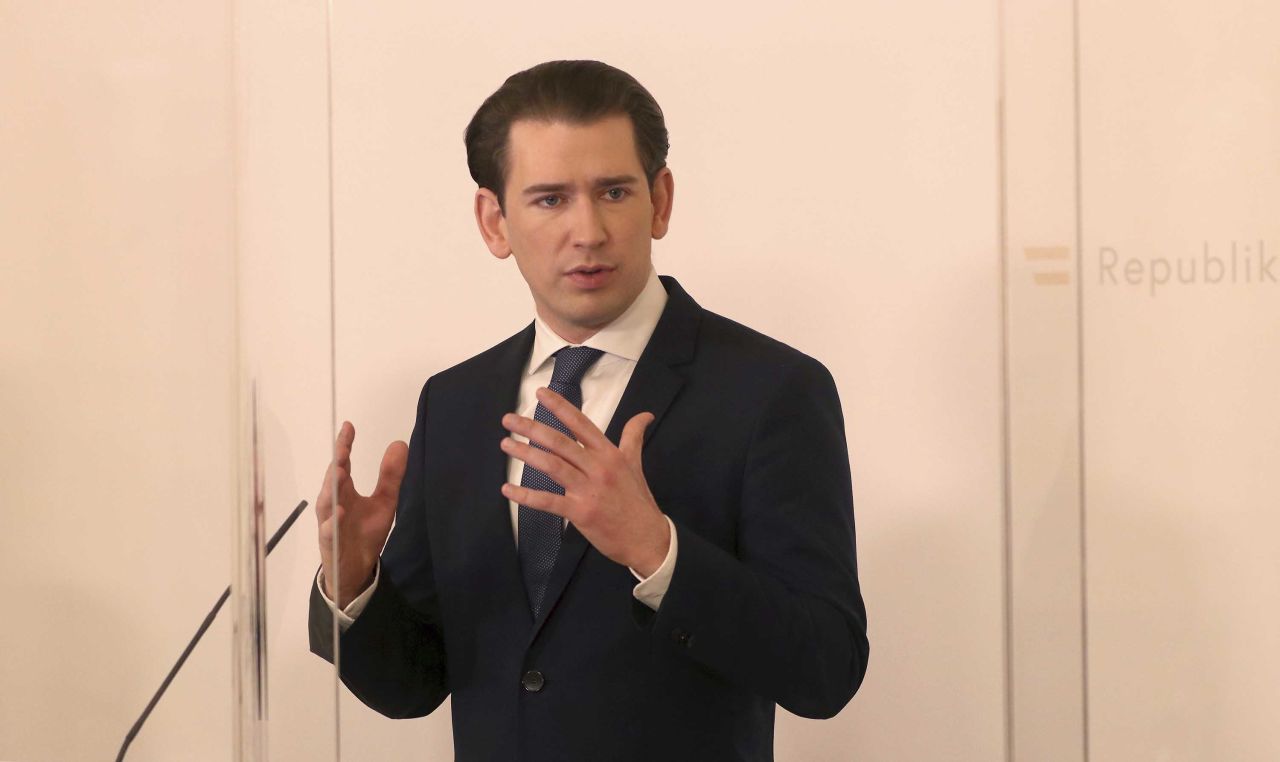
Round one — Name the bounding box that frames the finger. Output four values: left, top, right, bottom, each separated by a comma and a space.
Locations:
334, 420, 355, 471
316, 457, 349, 521
316, 459, 336, 521
619, 412, 654, 468
333, 463, 360, 504
500, 436, 585, 489
501, 482, 570, 518
318, 458, 358, 521
534, 387, 609, 450
371, 440, 409, 502
317, 502, 344, 544
501, 413, 591, 471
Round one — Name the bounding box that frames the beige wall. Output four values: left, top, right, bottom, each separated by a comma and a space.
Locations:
1080, 1, 1280, 759
1, 1, 1275, 760
0, 2, 242, 760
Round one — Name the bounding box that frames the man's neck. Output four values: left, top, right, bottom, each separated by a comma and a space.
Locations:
537, 312, 605, 345
530, 268, 667, 357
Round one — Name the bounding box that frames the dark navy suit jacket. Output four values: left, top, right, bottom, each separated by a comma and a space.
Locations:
310, 275, 869, 761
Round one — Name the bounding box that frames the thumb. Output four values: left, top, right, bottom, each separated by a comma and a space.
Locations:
619, 412, 654, 466
371, 440, 409, 502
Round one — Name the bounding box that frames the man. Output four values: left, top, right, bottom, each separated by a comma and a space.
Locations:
310, 60, 868, 761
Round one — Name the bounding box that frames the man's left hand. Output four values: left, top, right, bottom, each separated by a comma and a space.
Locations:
500, 387, 671, 578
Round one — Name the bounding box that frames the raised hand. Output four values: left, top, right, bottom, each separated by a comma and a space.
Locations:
315, 421, 408, 608
499, 387, 671, 577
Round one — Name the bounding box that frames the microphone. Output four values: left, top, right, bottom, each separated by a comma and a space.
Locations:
115, 498, 310, 762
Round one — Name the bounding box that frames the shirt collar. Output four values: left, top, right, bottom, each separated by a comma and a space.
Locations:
526, 266, 668, 376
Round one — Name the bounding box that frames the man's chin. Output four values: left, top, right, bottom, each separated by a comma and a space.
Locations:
540, 281, 643, 338
546, 305, 625, 341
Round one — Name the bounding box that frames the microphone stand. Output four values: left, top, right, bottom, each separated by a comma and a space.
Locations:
115, 499, 310, 761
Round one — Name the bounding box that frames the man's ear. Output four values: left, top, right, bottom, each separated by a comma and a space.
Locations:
649, 167, 674, 240
474, 188, 511, 259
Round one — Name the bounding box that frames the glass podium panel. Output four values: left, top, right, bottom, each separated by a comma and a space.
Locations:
234, 1, 346, 760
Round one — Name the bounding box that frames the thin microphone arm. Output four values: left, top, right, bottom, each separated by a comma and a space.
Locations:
115, 498, 310, 762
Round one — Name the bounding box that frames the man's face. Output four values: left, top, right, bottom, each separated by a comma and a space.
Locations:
475, 115, 674, 343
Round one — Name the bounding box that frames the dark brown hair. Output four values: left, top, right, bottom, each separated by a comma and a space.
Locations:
464, 60, 670, 213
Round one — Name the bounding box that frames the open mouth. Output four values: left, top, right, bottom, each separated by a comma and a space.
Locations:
566, 266, 614, 288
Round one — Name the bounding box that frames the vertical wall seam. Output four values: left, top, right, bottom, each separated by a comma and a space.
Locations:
1071, 0, 1091, 759
324, 0, 342, 759
995, 0, 1015, 759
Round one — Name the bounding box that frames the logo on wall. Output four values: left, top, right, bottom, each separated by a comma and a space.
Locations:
1097, 241, 1275, 296
1024, 246, 1072, 286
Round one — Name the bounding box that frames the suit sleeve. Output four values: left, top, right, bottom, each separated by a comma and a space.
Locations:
639, 355, 869, 719
308, 378, 450, 719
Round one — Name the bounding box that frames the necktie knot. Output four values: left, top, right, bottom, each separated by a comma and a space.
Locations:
549, 346, 604, 387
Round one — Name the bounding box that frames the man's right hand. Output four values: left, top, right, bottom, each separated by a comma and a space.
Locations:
315, 420, 408, 609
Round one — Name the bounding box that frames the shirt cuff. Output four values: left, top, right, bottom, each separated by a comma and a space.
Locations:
629, 515, 677, 611
315, 561, 380, 631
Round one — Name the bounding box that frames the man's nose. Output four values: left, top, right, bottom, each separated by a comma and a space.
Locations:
570, 199, 608, 248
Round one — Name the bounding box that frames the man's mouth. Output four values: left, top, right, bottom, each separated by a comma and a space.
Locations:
565, 265, 615, 289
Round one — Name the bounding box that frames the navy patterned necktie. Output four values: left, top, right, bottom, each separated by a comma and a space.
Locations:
518, 345, 605, 618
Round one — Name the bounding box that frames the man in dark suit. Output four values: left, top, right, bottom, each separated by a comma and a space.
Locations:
310, 60, 868, 761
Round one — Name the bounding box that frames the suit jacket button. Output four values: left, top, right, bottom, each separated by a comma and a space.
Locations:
521, 670, 545, 692
671, 628, 692, 647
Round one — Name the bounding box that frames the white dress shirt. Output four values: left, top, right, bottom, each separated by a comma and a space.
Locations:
319, 266, 679, 628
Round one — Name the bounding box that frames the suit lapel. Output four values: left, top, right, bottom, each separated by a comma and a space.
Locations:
527, 275, 703, 644
464, 323, 537, 626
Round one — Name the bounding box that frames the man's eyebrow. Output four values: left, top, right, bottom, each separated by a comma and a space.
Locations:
521, 182, 570, 196
593, 175, 640, 188
520, 175, 641, 195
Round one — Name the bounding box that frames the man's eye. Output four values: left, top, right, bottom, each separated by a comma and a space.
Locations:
538, 195, 562, 208
604, 187, 629, 201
